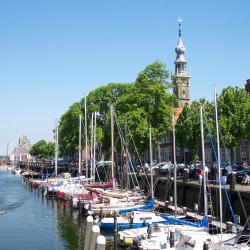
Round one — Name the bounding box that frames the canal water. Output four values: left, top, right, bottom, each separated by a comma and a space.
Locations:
0, 170, 118, 250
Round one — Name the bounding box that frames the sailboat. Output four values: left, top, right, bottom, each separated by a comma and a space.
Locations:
125, 102, 245, 249
99, 119, 192, 230
117, 111, 208, 246
82, 105, 146, 215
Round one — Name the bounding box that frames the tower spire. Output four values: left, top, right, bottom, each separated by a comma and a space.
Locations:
172, 17, 191, 108
178, 17, 182, 37
175, 17, 186, 71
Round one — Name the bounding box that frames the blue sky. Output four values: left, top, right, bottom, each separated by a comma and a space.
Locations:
0, 0, 249, 154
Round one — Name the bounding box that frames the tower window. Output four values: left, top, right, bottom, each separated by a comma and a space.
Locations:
182, 90, 186, 98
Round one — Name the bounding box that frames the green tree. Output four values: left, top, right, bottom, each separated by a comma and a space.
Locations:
44, 141, 55, 158
58, 83, 130, 160
30, 140, 54, 159
82, 83, 130, 159
218, 86, 250, 148
116, 61, 176, 159
59, 102, 81, 159
176, 99, 214, 159
57, 61, 176, 162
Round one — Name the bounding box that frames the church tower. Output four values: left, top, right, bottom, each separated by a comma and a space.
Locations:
172, 18, 191, 108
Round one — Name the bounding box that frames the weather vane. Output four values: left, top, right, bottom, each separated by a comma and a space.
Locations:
177, 17, 183, 37
177, 17, 183, 24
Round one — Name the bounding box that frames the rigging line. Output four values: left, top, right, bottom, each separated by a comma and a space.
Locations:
233, 174, 249, 225
95, 164, 101, 182
222, 179, 237, 224
204, 112, 240, 227
238, 215, 250, 236
203, 109, 217, 213
218, 127, 249, 225
115, 120, 139, 189
126, 125, 144, 167
127, 125, 151, 190
125, 122, 151, 190
203, 110, 221, 233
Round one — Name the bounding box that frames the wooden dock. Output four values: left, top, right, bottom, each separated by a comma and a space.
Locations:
156, 201, 243, 231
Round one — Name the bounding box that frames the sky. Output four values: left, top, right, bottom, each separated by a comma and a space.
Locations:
0, 0, 249, 154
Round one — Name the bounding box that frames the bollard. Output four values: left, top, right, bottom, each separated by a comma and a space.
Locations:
89, 225, 100, 250
208, 201, 213, 215
230, 173, 236, 191
96, 235, 106, 250
207, 215, 213, 224
100, 207, 103, 219
147, 222, 152, 239
194, 203, 198, 214
169, 229, 175, 248
183, 207, 187, 216
165, 200, 170, 209
114, 210, 118, 233
169, 196, 173, 203
203, 240, 209, 250
84, 216, 93, 250
226, 222, 233, 233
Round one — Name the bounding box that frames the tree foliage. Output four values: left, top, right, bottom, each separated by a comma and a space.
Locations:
59, 102, 81, 158
218, 86, 250, 148
30, 140, 55, 159
84, 83, 131, 158
57, 61, 175, 160
176, 99, 214, 157
176, 86, 250, 160
116, 61, 176, 154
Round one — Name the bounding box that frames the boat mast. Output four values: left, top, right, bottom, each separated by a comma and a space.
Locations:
55, 121, 59, 178
172, 112, 177, 218
149, 124, 154, 199
90, 112, 94, 183
200, 105, 208, 217
214, 88, 223, 240
78, 114, 82, 175
93, 112, 97, 182
84, 95, 88, 180
124, 118, 130, 190
111, 105, 115, 190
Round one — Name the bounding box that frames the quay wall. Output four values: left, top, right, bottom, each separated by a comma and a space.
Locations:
140, 176, 250, 226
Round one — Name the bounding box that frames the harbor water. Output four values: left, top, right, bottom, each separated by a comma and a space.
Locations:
0, 170, 118, 250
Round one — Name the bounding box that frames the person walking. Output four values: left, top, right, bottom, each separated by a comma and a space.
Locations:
197, 167, 203, 184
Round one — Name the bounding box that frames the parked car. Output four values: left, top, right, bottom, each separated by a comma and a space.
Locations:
232, 164, 246, 173
157, 162, 173, 175
236, 167, 250, 183
176, 163, 186, 176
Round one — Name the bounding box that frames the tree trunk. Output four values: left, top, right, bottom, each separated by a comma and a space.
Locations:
157, 138, 161, 163
230, 147, 234, 164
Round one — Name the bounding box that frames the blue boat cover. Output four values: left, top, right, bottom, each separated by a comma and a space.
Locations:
118, 199, 155, 215
160, 214, 208, 228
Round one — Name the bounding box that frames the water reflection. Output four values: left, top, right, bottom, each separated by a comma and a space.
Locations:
55, 201, 84, 250
50, 198, 121, 250
0, 171, 120, 250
